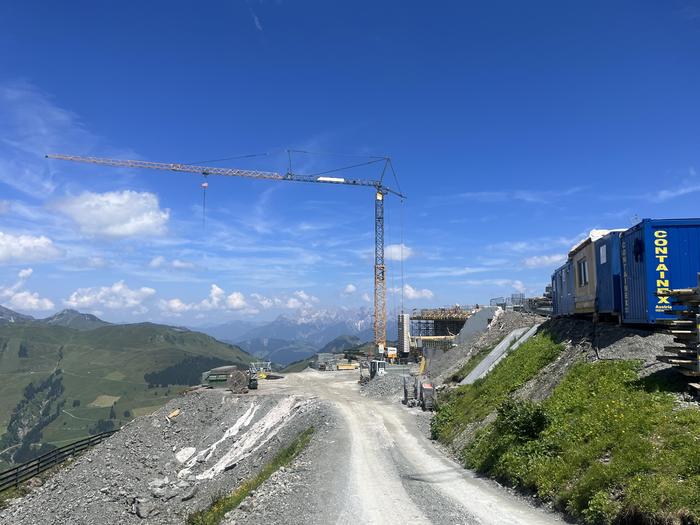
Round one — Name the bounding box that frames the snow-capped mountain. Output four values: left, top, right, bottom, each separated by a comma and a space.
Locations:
232, 307, 397, 348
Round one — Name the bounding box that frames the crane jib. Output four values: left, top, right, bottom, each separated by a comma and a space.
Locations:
45, 151, 404, 358
45, 154, 401, 196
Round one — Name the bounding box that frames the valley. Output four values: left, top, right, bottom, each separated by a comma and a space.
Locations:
0, 309, 254, 468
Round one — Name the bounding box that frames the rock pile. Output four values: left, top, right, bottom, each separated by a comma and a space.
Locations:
0, 390, 328, 524
359, 374, 405, 399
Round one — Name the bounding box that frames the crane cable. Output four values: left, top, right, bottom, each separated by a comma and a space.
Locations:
201, 176, 208, 227
387, 159, 406, 314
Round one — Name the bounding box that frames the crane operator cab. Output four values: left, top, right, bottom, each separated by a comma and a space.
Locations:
369, 359, 387, 379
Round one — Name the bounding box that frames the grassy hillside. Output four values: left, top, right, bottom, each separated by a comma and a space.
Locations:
432, 330, 700, 525
0, 322, 253, 466
319, 334, 361, 354
282, 357, 314, 373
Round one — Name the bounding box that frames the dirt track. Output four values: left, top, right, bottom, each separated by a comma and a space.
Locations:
233, 369, 562, 525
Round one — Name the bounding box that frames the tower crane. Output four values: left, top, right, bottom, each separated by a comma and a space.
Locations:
46, 153, 405, 360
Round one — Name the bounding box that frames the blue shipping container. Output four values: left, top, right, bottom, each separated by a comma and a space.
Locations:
552, 260, 575, 316
595, 232, 623, 314
621, 218, 700, 324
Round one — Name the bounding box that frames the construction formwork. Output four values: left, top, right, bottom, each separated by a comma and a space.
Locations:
410, 306, 472, 338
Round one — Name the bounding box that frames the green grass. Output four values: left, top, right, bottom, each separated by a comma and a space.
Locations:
282, 357, 314, 373
186, 427, 314, 525
464, 360, 700, 524
431, 332, 562, 442
449, 337, 504, 383
0, 322, 254, 461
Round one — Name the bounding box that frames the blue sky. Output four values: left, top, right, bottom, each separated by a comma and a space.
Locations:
1, 1, 700, 324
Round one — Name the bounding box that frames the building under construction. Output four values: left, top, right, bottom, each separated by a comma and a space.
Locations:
399, 306, 475, 356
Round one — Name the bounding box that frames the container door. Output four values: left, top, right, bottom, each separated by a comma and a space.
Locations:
621, 226, 648, 323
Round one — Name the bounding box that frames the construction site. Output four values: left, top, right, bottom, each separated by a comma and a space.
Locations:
3, 4, 700, 524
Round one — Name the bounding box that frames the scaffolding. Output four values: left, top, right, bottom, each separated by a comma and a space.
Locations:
410, 306, 473, 338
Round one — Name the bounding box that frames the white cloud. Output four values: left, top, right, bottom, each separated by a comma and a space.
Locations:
0, 267, 54, 311
159, 298, 190, 314
0, 231, 62, 263
172, 259, 194, 269
285, 297, 303, 309
251, 293, 274, 309
523, 254, 567, 268
149, 256, 194, 270
65, 280, 156, 309
362, 292, 371, 302
385, 243, 413, 261
149, 256, 165, 268
648, 185, 700, 202
6, 290, 54, 311
294, 290, 318, 302
226, 292, 247, 310
0, 81, 86, 197
413, 266, 490, 279
55, 190, 170, 238
393, 283, 434, 300
158, 284, 247, 314
452, 187, 582, 204
87, 256, 107, 268
343, 283, 357, 295
489, 235, 581, 255
464, 278, 528, 294
199, 284, 225, 310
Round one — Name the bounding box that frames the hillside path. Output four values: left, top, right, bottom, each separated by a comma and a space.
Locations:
235, 370, 562, 525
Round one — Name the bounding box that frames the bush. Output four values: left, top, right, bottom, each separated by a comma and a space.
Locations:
432, 332, 562, 442
463, 360, 700, 524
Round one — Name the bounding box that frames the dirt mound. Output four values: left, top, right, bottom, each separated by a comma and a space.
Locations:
0, 391, 329, 525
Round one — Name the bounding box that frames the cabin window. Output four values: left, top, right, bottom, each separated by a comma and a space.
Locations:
577, 259, 589, 287
599, 245, 607, 264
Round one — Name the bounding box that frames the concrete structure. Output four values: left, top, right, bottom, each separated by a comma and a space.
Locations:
397, 313, 411, 358
312, 352, 338, 370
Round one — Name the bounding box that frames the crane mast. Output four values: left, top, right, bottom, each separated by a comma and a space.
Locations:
46, 153, 403, 359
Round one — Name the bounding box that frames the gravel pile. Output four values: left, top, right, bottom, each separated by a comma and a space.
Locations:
359, 374, 406, 399
0, 390, 328, 525
222, 408, 347, 525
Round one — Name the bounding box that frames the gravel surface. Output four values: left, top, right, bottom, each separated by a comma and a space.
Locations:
359, 374, 405, 399
222, 407, 348, 525
0, 390, 326, 525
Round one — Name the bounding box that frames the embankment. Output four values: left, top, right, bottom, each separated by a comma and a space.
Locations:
0, 389, 329, 524
431, 316, 700, 525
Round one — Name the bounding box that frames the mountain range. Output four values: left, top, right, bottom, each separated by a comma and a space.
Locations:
199, 308, 398, 364
0, 305, 253, 467
0, 307, 111, 331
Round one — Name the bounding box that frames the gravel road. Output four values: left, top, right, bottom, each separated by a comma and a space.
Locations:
2, 368, 563, 524
229, 369, 563, 525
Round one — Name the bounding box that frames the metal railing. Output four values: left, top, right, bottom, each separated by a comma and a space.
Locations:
0, 430, 117, 493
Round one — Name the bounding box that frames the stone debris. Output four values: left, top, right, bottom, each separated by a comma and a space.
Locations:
0, 391, 329, 525
359, 373, 405, 399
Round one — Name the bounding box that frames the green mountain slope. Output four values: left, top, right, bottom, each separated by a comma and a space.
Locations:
39, 309, 110, 330
0, 321, 253, 466
319, 334, 361, 354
